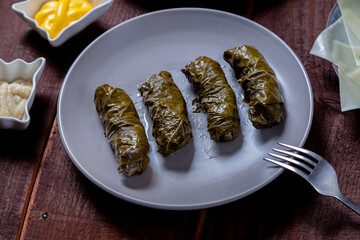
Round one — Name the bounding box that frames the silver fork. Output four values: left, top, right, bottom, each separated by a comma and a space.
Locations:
264, 142, 360, 215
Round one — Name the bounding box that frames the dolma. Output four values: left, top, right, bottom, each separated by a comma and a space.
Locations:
223, 45, 284, 129
139, 71, 192, 156
182, 56, 240, 141
94, 84, 150, 176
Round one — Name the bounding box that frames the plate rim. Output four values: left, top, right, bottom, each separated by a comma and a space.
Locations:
57, 7, 314, 210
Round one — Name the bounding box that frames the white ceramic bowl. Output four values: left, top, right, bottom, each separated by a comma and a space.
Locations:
0, 58, 45, 130
12, 0, 113, 47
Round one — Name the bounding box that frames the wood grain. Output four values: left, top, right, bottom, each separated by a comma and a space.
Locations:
0, 1, 59, 239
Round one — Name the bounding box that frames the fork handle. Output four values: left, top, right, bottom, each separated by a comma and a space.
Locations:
335, 192, 360, 215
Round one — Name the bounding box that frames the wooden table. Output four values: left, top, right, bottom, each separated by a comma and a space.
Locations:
1, 0, 360, 239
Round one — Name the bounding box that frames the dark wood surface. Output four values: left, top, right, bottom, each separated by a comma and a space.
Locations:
1, 0, 360, 239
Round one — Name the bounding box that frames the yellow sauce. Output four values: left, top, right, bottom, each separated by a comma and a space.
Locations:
0, 79, 32, 120
34, 0, 93, 39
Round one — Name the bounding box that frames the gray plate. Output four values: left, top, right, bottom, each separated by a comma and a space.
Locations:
58, 8, 313, 210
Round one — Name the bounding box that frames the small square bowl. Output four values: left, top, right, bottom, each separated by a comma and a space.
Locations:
12, 0, 113, 47
0, 57, 45, 130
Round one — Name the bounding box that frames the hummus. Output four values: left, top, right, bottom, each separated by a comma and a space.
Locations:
0, 79, 32, 120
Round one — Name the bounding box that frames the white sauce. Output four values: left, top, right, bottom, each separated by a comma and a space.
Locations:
0, 79, 32, 119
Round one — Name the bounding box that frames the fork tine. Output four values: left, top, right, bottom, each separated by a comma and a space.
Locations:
278, 142, 323, 163
272, 148, 316, 168
268, 153, 313, 173
264, 157, 309, 179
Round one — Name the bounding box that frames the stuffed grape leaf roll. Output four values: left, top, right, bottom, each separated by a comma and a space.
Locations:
182, 56, 240, 141
94, 84, 150, 176
223, 45, 284, 129
139, 71, 192, 157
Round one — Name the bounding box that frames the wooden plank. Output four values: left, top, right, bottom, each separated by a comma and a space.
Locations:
199, 171, 316, 239
0, 1, 59, 239
200, 0, 360, 239
125, 0, 253, 16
